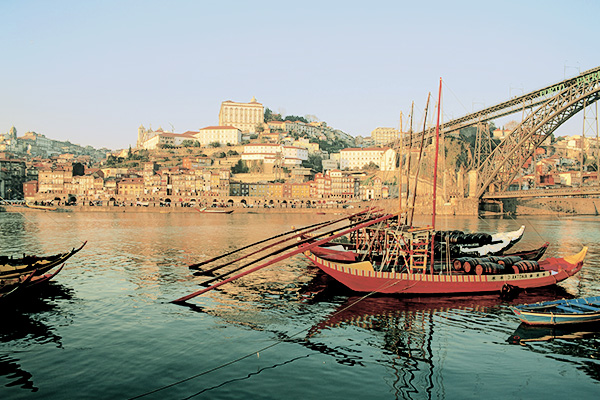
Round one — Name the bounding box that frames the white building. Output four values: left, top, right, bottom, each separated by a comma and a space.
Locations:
219, 97, 264, 133
241, 143, 308, 167
340, 147, 396, 171
140, 132, 198, 150
194, 126, 242, 146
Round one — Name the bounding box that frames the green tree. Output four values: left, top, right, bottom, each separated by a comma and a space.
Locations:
284, 115, 308, 123
231, 159, 249, 173
209, 141, 221, 148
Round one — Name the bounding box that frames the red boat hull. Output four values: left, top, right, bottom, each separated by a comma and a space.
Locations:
303, 247, 586, 295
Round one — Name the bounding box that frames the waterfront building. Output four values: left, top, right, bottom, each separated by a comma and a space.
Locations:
38, 166, 72, 195
329, 169, 360, 199
0, 158, 27, 200
118, 177, 144, 198
219, 97, 264, 133
23, 180, 38, 200
360, 176, 388, 200
314, 172, 332, 198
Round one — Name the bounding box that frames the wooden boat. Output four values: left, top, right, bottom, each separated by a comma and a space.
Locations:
302, 238, 586, 295
0, 270, 36, 299
301, 225, 530, 261
510, 296, 600, 325
309, 240, 548, 265
25, 202, 57, 211
300, 80, 585, 296
195, 207, 234, 214
169, 80, 585, 304
0, 242, 86, 280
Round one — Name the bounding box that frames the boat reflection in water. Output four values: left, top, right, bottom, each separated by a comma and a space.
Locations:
300, 281, 599, 398
0, 283, 73, 392
508, 322, 600, 344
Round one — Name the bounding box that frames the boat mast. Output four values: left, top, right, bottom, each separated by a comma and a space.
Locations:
430, 78, 442, 272
408, 94, 430, 227
403, 102, 414, 224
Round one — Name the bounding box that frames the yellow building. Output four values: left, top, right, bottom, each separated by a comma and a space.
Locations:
371, 127, 400, 146
218, 97, 264, 133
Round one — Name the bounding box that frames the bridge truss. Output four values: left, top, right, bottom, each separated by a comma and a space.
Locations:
401, 66, 600, 199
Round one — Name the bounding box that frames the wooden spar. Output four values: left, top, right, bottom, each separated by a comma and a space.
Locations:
194, 208, 377, 275
195, 211, 386, 285
188, 209, 372, 270
403, 101, 414, 220
171, 212, 398, 304
408, 93, 431, 227
430, 77, 442, 273
196, 222, 355, 287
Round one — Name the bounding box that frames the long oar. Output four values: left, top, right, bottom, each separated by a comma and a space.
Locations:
189, 208, 376, 270
194, 208, 377, 275
195, 221, 357, 286
171, 212, 397, 304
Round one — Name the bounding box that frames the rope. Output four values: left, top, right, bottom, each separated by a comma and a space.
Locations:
129, 272, 418, 399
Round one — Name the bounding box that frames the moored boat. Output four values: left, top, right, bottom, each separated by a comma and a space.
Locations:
195, 207, 234, 214
0, 242, 86, 280
302, 240, 587, 295
510, 296, 600, 325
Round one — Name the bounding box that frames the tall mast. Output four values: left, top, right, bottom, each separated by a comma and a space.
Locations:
408, 94, 430, 227
430, 78, 442, 272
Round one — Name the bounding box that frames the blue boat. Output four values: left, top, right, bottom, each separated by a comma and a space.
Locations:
511, 296, 600, 325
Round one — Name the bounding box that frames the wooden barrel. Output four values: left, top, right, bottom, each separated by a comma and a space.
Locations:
512, 260, 540, 274
496, 256, 523, 268
454, 257, 479, 274
475, 261, 505, 276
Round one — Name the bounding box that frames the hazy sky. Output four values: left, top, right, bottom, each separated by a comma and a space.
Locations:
2, 0, 599, 150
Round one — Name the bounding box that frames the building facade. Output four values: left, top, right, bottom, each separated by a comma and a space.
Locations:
371, 127, 400, 146
218, 97, 264, 133
194, 126, 242, 146
340, 147, 396, 171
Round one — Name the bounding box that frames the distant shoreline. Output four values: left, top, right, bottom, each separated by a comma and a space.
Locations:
0, 204, 355, 214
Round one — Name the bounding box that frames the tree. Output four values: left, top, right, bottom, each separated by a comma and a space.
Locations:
264, 108, 283, 122
226, 149, 239, 156
302, 153, 323, 172
231, 159, 249, 173
362, 162, 379, 171
181, 139, 199, 147
209, 141, 221, 148
284, 115, 308, 123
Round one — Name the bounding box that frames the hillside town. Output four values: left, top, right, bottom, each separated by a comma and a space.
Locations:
1, 97, 599, 210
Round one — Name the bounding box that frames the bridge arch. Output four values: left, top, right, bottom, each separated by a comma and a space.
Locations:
476, 71, 600, 198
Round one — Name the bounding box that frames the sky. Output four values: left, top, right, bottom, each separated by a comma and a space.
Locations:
2, 0, 599, 150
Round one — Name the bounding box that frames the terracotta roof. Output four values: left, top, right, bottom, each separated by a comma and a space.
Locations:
199, 126, 239, 130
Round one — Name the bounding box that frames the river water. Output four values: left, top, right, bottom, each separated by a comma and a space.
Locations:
1, 211, 599, 399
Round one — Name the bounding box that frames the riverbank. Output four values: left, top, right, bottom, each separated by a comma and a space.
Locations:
3, 197, 600, 215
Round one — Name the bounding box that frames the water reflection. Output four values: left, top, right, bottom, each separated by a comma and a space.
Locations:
0, 284, 73, 392
507, 323, 600, 382
301, 286, 588, 399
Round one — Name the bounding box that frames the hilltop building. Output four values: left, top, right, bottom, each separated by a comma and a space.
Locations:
219, 97, 264, 133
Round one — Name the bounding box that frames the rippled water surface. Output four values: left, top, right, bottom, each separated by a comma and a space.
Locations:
1, 212, 599, 399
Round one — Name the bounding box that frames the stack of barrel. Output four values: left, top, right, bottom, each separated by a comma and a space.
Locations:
453, 255, 541, 276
